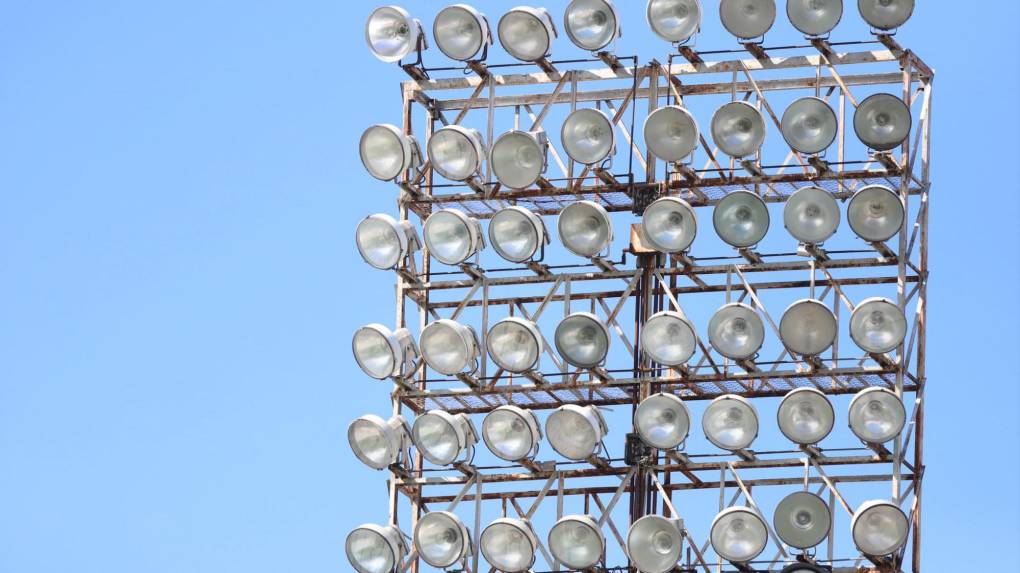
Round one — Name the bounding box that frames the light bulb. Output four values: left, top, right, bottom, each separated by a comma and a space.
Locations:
647, 0, 702, 43
563, 0, 621, 52
781, 97, 838, 154
422, 208, 484, 265
642, 196, 697, 253
428, 125, 485, 181
850, 297, 907, 354
626, 515, 683, 573
783, 186, 840, 244
642, 311, 697, 366
561, 108, 615, 165
558, 200, 614, 258
720, 0, 777, 39
360, 124, 420, 181
847, 184, 903, 243
348, 414, 408, 470
711, 101, 767, 158
433, 4, 491, 62
365, 6, 422, 63
498, 6, 557, 62
352, 324, 418, 380
479, 518, 538, 572
488, 206, 546, 263
414, 511, 471, 568
711, 507, 768, 564
779, 299, 837, 356
713, 190, 770, 248
777, 387, 835, 445
554, 312, 611, 368
481, 405, 542, 462
644, 105, 699, 162
546, 404, 607, 460
356, 213, 418, 270
851, 500, 909, 556
708, 303, 765, 360
858, 0, 914, 30
346, 523, 406, 573
774, 491, 831, 549
548, 515, 605, 570
486, 317, 543, 373
420, 319, 479, 376
411, 410, 477, 466
854, 93, 911, 151
787, 0, 843, 36
703, 395, 759, 451
848, 387, 905, 444
635, 393, 691, 450
491, 130, 547, 189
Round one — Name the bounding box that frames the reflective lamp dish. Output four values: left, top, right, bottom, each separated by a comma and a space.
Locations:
352, 324, 418, 380
641, 311, 697, 366
420, 319, 479, 376
850, 297, 907, 354
627, 515, 683, 573
720, 0, 777, 40
482, 405, 542, 462
781, 97, 838, 154
858, 0, 914, 30
488, 206, 547, 263
779, 299, 837, 356
356, 213, 419, 271
777, 387, 835, 446
787, 0, 843, 36
712, 101, 767, 158
486, 317, 543, 373
554, 312, 611, 369
708, 303, 765, 360
548, 515, 605, 570
847, 184, 904, 243
561, 108, 615, 165
848, 387, 906, 444
641, 196, 697, 253
781, 564, 830, 573
433, 4, 491, 62
545, 404, 607, 460
713, 190, 769, 248
703, 394, 759, 451
644, 105, 699, 163
346, 523, 406, 573
365, 6, 423, 63
851, 500, 909, 556
710, 507, 768, 564
360, 124, 420, 181
423, 208, 484, 265
498, 6, 557, 62
348, 414, 408, 470
480, 518, 538, 573
412, 410, 477, 466
428, 125, 485, 181
414, 511, 471, 569
558, 200, 614, 258
784, 186, 840, 244
491, 130, 548, 189
854, 93, 911, 151
647, 0, 702, 43
563, 0, 621, 52
774, 491, 831, 549
635, 392, 691, 450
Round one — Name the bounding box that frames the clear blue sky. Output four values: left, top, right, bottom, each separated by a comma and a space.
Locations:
1, 2, 1018, 572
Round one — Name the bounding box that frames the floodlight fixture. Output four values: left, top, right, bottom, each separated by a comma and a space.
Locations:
561, 108, 616, 165
781, 562, 831, 573
854, 93, 911, 152
491, 130, 548, 189
777, 387, 835, 446
346, 523, 407, 573
787, 0, 843, 36
498, 6, 558, 62
641, 196, 697, 253
720, 0, 777, 40
774, 491, 832, 549
626, 515, 684, 573
352, 323, 419, 380
851, 500, 909, 556
708, 303, 765, 360
545, 404, 608, 460
714, 190, 770, 248
858, 0, 914, 31
488, 206, 547, 263
644, 105, 699, 163
647, 0, 702, 44
781, 97, 838, 155
414, 511, 472, 569
847, 184, 904, 243
712, 101, 767, 158
348, 414, 409, 470
480, 518, 538, 572
784, 186, 840, 245
360, 124, 422, 182
481, 405, 542, 462
420, 319, 480, 376
710, 507, 769, 564
356, 213, 420, 271
703, 394, 759, 451
779, 299, 837, 356
554, 312, 611, 369
558, 200, 614, 258
422, 208, 484, 265
850, 297, 907, 354
848, 387, 906, 444
411, 410, 478, 466
635, 392, 691, 450
427, 125, 485, 182
548, 515, 605, 570
486, 317, 543, 373
641, 311, 697, 366
563, 0, 622, 52
433, 4, 492, 62
365, 6, 425, 63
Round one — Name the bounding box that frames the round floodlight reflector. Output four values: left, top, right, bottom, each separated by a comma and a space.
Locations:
347, 523, 406, 573
787, 0, 843, 36
703, 395, 759, 451
851, 500, 909, 556
498, 6, 557, 62
480, 518, 538, 573
642, 196, 697, 253
482, 405, 542, 462
710, 507, 768, 564
781, 564, 830, 573
423, 208, 483, 265
360, 124, 418, 181
548, 515, 605, 570
848, 387, 906, 444
647, 0, 702, 43
558, 200, 613, 258
778, 388, 835, 446
414, 512, 471, 568
850, 297, 907, 354
774, 491, 832, 549
858, 0, 914, 30
561, 108, 615, 165
627, 515, 683, 573
854, 93, 911, 151
412, 410, 476, 466
546, 404, 607, 460
714, 190, 770, 248
428, 125, 485, 181
433, 4, 491, 61
486, 317, 543, 373
784, 186, 840, 244
781, 97, 838, 154
564, 0, 621, 52
488, 206, 546, 263
712, 101, 767, 158
848, 185, 904, 243
356, 214, 415, 270
491, 130, 547, 189
353, 324, 416, 380
348, 414, 407, 470
635, 393, 691, 450
720, 0, 777, 39
779, 299, 837, 356
366, 6, 421, 63
642, 311, 697, 366
644, 105, 699, 162
708, 303, 765, 360
554, 312, 611, 369
420, 319, 478, 376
